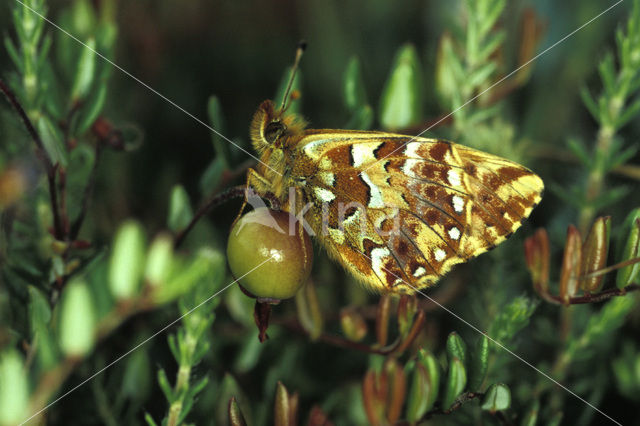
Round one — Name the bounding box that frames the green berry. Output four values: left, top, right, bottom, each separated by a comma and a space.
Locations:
227, 208, 313, 300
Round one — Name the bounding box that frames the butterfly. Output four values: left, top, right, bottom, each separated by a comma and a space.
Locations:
245, 45, 544, 294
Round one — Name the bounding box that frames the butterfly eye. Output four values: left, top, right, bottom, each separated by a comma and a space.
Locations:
264, 121, 286, 144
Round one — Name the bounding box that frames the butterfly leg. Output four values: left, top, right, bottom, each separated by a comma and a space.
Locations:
230, 168, 269, 230
246, 168, 283, 210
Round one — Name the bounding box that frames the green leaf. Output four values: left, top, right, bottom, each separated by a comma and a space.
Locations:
598, 53, 616, 97
41, 63, 65, 120
481, 383, 511, 412
37, 115, 68, 167
608, 145, 638, 170
405, 362, 428, 422
406, 350, 440, 421
157, 368, 174, 403
70, 0, 97, 37
566, 137, 592, 168
379, 44, 423, 130
615, 97, 640, 128
343, 56, 368, 112
76, 82, 108, 133
207, 96, 229, 167
179, 375, 209, 423
418, 350, 440, 411
446, 332, 468, 367
569, 297, 636, 358
468, 335, 489, 391
144, 413, 159, 426
144, 234, 174, 287
479, 0, 506, 37
215, 374, 249, 426
228, 397, 248, 426
153, 248, 225, 305
4, 37, 22, 71
234, 331, 265, 373
344, 104, 374, 130
199, 156, 226, 195
476, 31, 505, 63
168, 185, 194, 232
580, 87, 600, 121
274, 381, 290, 426
121, 348, 152, 403
295, 281, 323, 340
28, 286, 58, 369
488, 296, 538, 343
617, 209, 640, 288
436, 33, 463, 107
520, 400, 540, 426
59, 278, 96, 357
611, 342, 640, 400
0, 350, 29, 425
590, 185, 630, 211
467, 62, 497, 89
442, 357, 467, 410
108, 220, 146, 300
71, 37, 97, 101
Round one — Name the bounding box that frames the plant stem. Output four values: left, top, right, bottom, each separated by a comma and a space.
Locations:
0, 77, 64, 239
174, 184, 246, 249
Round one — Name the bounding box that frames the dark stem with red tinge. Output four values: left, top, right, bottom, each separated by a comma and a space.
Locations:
70, 143, 103, 240
540, 283, 640, 305
277, 309, 426, 356
0, 78, 64, 239
173, 184, 247, 249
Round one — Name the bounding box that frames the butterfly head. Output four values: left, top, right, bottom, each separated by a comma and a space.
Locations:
250, 99, 306, 154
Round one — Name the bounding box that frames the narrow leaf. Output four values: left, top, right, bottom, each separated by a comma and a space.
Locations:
442, 357, 467, 410
468, 335, 489, 391
559, 225, 582, 304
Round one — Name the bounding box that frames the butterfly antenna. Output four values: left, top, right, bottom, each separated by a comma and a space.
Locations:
280, 40, 307, 112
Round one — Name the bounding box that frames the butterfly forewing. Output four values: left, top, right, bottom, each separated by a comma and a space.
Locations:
295, 133, 543, 293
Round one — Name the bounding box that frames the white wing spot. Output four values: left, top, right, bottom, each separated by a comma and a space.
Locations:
314, 187, 336, 203
318, 171, 335, 186
434, 248, 447, 262
448, 227, 461, 240
360, 172, 385, 208
303, 139, 332, 160
351, 143, 381, 167
452, 195, 465, 213
447, 169, 462, 187
413, 266, 427, 277
328, 227, 345, 245
402, 159, 420, 178
371, 247, 392, 279
404, 142, 422, 158
320, 156, 333, 170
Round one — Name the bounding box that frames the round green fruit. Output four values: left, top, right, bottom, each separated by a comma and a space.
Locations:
227, 207, 313, 300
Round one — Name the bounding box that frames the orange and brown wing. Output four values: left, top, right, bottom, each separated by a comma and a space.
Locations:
296, 133, 544, 293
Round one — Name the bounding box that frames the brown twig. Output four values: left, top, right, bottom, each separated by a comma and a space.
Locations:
423, 392, 483, 418
418, 391, 513, 426
540, 283, 640, 305
287, 309, 426, 356
70, 143, 102, 240
173, 184, 246, 249
0, 78, 64, 239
